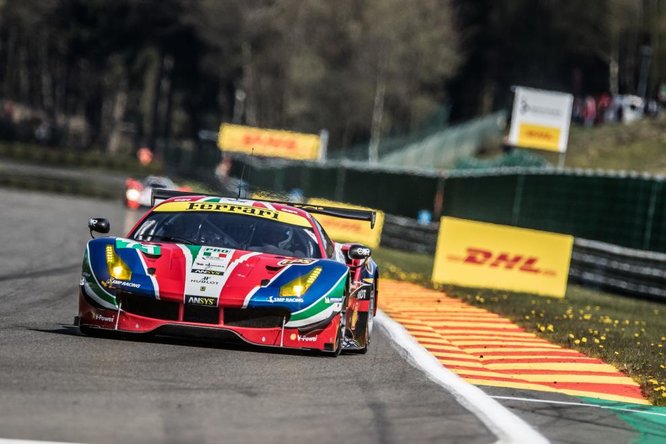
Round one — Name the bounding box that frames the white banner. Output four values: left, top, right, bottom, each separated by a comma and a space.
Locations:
508, 87, 574, 153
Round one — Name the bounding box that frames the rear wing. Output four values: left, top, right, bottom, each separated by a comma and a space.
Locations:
151, 189, 377, 229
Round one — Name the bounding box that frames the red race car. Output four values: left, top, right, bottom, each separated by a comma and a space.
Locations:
78, 190, 379, 355
124, 176, 192, 209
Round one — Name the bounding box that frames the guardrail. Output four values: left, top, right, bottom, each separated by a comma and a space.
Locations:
380, 215, 666, 301
380, 214, 438, 254
569, 238, 666, 301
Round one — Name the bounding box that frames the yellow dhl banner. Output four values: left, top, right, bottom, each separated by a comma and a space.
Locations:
432, 217, 573, 298
517, 123, 561, 152
307, 198, 384, 249
218, 123, 321, 161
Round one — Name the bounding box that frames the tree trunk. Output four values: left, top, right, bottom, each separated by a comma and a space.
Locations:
368, 68, 386, 164
106, 73, 128, 154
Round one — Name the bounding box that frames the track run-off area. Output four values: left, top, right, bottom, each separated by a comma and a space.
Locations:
1, 189, 665, 443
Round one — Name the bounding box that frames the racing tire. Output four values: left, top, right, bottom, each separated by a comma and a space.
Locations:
322, 313, 344, 357
350, 295, 374, 354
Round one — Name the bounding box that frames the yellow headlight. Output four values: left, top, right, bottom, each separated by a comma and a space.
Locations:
106, 245, 132, 281
279, 267, 322, 297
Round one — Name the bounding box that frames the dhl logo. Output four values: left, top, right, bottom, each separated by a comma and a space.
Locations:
448, 248, 556, 276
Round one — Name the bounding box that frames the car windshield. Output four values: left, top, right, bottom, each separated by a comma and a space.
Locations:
130, 211, 322, 258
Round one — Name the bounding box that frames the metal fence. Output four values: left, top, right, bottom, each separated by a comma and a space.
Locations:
230, 158, 666, 253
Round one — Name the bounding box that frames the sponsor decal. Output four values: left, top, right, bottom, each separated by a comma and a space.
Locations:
325, 294, 344, 303
432, 217, 573, 298
109, 279, 141, 289
447, 248, 554, 276
155, 201, 311, 227
93, 313, 115, 323
355, 288, 369, 301
186, 202, 279, 219
289, 333, 317, 342
190, 275, 221, 285
268, 296, 304, 304
116, 239, 161, 256
191, 268, 223, 276
186, 296, 216, 306
277, 258, 315, 266
202, 248, 231, 260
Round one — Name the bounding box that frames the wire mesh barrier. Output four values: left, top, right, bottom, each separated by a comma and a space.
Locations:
229, 158, 666, 254
441, 169, 666, 253
378, 112, 507, 170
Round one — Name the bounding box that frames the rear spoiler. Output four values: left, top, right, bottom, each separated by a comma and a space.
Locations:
151, 189, 377, 229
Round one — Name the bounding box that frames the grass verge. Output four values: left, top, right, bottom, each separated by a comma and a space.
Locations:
373, 247, 666, 406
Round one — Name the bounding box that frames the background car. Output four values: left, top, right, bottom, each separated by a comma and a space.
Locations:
124, 176, 192, 209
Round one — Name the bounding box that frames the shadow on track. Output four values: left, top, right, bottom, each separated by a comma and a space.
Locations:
29, 324, 358, 359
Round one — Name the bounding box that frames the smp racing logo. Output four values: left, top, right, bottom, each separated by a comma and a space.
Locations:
449, 248, 556, 276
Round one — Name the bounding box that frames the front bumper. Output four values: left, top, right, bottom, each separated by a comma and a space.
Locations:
78, 292, 340, 352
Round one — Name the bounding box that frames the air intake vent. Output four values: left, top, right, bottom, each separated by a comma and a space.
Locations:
118, 292, 179, 321
224, 308, 290, 328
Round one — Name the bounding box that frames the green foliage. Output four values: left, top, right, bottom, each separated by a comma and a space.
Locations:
567, 118, 666, 174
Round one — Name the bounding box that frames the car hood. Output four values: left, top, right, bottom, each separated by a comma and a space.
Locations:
82, 237, 348, 314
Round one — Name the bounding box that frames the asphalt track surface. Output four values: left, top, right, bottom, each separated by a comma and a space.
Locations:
0, 189, 640, 443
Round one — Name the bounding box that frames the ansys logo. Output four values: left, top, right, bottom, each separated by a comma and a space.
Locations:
186, 296, 216, 306
448, 247, 556, 276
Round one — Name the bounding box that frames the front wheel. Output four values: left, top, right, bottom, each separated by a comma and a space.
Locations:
322, 312, 345, 357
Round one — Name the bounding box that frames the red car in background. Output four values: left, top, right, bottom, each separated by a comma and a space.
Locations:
124, 176, 191, 209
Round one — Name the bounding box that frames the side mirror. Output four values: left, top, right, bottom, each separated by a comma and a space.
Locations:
348, 244, 371, 260
88, 218, 110, 238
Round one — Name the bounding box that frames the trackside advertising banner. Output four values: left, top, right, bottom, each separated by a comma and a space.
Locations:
218, 123, 321, 161
508, 87, 573, 153
308, 198, 384, 249
432, 217, 573, 298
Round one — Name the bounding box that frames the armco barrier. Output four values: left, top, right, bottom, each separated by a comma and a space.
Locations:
569, 238, 666, 300
380, 215, 666, 301
380, 214, 438, 254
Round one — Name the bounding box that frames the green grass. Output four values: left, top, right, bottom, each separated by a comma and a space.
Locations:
566, 118, 666, 174
511, 117, 666, 174
373, 246, 666, 406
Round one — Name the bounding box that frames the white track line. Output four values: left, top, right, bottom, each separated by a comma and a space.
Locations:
376, 310, 549, 444
491, 395, 666, 417
0, 439, 82, 444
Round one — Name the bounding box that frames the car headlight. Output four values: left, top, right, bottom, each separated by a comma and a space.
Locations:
126, 188, 141, 202
279, 267, 322, 297
106, 245, 132, 280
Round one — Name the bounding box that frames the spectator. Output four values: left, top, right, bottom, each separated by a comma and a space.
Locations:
583, 95, 596, 128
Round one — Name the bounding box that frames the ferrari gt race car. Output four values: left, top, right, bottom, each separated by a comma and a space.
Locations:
78, 190, 379, 355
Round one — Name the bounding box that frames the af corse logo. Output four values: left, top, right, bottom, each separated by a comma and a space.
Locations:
448, 247, 556, 276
